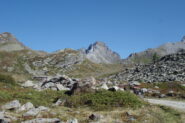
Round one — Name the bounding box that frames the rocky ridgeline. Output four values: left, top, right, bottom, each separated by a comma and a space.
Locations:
110, 50, 185, 82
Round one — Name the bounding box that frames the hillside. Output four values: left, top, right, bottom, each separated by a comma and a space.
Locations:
0, 32, 123, 81
124, 36, 185, 64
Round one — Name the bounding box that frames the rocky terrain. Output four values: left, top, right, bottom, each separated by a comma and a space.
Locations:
109, 50, 185, 82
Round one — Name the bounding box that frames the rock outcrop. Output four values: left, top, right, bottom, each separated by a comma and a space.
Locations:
0, 32, 28, 51
110, 50, 185, 82
85, 41, 121, 64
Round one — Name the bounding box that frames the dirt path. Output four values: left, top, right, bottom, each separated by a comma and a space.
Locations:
146, 98, 185, 111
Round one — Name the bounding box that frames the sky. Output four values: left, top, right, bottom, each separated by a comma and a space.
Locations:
0, 0, 185, 58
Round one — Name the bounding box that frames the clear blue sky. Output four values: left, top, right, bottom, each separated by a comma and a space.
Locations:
0, 0, 185, 58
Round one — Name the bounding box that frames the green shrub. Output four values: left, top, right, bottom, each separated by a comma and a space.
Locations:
65, 90, 144, 110
0, 74, 16, 85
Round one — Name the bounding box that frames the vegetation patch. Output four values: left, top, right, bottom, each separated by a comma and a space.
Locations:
65, 90, 144, 110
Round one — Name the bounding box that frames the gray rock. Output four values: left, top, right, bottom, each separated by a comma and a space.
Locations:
100, 83, 109, 90
56, 84, 70, 91
67, 119, 78, 123
141, 88, 148, 93
21, 118, 61, 123
159, 94, 166, 98
23, 106, 50, 117
0, 111, 17, 123
130, 81, 141, 86
17, 102, 34, 112
53, 99, 63, 106
89, 114, 103, 121
2, 100, 21, 110
23, 108, 40, 117
22, 80, 35, 88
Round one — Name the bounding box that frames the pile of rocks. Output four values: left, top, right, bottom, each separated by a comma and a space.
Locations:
110, 51, 185, 82
22, 75, 99, 93
0, 100, 80, 123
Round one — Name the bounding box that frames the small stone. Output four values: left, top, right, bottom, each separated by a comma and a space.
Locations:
21, 118, 61, 123
22, 80, 35, 88
17, 102, 34, 112
100, 83, 109, 90
67, 118, 78, 123
89, 114, 103, 121
56, 84, 70, 91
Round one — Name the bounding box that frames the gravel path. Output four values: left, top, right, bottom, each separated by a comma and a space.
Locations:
146, 98, 185, 111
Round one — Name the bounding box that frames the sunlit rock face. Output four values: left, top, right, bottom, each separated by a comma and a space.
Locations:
85, 41, 121, 64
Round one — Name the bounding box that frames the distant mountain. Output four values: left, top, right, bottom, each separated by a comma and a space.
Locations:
84, 41, 121, 64
124, 36, 185, 64
0, 32, 28, 51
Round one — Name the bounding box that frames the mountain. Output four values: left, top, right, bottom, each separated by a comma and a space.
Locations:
0, 32, 122, 81
125, 36, 185, 64
85, 41, 121, 64
0, 32, 28, 51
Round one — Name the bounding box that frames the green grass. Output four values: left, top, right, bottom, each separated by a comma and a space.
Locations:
65, 90, 144, 110
0, 82, 66, 107
0, 74, 16, 85
0, 79, 143, 110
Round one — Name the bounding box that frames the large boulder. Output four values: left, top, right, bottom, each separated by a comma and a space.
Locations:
2, 100, 21, 110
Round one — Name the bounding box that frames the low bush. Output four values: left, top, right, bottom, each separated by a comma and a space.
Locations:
65, 90, 144, 110
0, 74, 16, 85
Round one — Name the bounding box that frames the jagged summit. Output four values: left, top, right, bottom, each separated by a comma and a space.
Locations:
85, 41, 121, 64
0, 32, 27, 51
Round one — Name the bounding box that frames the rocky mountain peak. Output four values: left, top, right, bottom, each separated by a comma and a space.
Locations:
85, 41, 121, 64
0, 32, 27, 51
0, 32, 18, 43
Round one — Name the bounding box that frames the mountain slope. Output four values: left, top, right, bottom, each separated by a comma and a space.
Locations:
125, 36, 185, 64
0, 32, 28, 51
